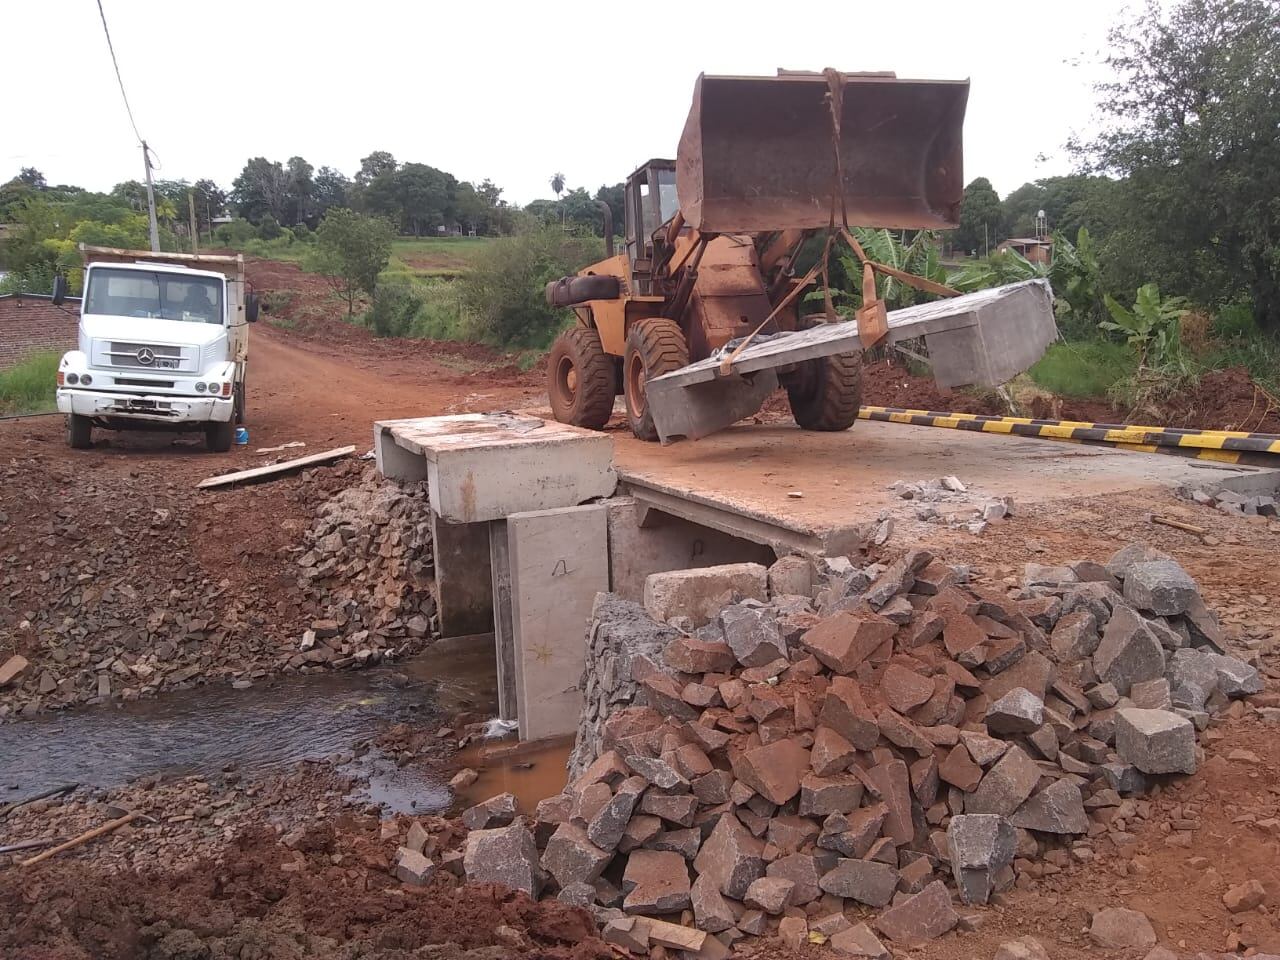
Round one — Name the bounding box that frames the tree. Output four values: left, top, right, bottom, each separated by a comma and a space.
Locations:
313, 166, 349, 217
17, 167, 46, 190
231, 157, 289, 224
1075, 0, 1280, 329
550, 172, 566, 199
192, 179, 227, 231
356, 151, 397, 187
594, 183, 625, 236
953, 177, 1004, 255
308, 208, 394, 315
284, 156, 315, 227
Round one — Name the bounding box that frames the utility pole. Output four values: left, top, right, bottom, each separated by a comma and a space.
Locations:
141, 140, 160, 253
188, 190, 199, 254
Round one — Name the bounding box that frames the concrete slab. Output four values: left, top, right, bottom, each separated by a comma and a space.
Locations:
507, 504, 610, 740
611, 418, 1280, 554
644, 281, 1056, 442
374, 413, 616, 523
604, 497, 775, 603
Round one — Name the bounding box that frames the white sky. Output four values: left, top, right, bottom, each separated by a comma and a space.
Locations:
3, 0, 1126, 205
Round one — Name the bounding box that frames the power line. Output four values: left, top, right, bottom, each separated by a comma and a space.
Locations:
95, 0, 142, 143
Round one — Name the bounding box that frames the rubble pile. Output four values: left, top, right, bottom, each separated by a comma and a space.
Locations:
458, 545, 1263, 957
291, 470, 438, 669
0, 464, 438, 718
1176, 483, 1279, 518
891, 476, 1014, 535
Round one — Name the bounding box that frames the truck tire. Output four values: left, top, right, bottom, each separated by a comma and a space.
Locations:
206, 419, 234, 453
624, 318, 689, 442
786, 344, 863, 432
547, 325, 615, 429
234, 375, 246, 425
68, 414, 93, 449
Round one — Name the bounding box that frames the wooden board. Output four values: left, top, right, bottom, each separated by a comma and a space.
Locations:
196, 445, 355, 489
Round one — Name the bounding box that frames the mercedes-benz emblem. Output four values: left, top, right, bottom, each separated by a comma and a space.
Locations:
136, 348, 155, 365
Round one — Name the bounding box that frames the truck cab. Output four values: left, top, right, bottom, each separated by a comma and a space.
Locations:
54, 245, 258, 452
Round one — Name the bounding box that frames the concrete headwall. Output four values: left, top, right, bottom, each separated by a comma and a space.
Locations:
0, 295, 79, 368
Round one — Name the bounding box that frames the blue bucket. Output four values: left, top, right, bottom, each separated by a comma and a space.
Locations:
234, 426, 249, 445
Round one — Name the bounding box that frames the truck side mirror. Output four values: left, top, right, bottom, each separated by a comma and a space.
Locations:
52, 274, 68, 306
245, 293, 260, 323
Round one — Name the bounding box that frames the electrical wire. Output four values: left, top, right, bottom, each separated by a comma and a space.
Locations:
95, 0, 143, 144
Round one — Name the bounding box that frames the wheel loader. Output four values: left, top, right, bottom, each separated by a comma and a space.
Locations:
544, 70, 977, 442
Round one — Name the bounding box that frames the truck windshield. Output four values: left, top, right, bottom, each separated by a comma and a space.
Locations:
85, 268, 224, 325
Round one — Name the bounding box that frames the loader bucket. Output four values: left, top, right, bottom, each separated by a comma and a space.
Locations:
677, 72, 969, 234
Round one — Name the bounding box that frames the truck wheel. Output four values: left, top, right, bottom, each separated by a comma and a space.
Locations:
68, 414, 93, 449
234, 376, 246, 425
785, 347, 864, 432
206, 419, 234, 453
547, 325, 615, 429
623, 318, 688, 442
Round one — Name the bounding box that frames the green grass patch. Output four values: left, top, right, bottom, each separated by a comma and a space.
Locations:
0, 351, 60, 415
1028, 341, 1135, 399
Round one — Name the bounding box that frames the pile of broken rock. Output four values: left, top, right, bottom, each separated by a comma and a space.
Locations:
450, 543, 1263, 958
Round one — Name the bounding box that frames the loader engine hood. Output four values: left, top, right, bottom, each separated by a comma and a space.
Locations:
677, 71, 969, 234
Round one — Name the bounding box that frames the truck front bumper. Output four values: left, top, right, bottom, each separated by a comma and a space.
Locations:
57, 388, 233, 424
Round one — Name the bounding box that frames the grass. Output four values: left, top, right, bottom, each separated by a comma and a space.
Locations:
1027, 341, 1135, 399
0, 351, 60, 415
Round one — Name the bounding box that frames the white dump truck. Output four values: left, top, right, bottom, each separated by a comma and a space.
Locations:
53, 245, 260, 452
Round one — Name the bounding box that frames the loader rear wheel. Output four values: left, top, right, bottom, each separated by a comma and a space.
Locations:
547, 325, 616, 430
786, 344, 863, 432
624, 318, 689, 442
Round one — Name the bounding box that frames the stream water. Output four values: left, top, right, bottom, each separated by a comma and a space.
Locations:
0, 637, 509, 815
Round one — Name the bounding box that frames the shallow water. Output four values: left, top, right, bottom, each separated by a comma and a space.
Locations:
0, 637, 500, 815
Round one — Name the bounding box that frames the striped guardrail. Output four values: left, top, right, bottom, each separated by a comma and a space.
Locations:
857, 406, 1280, 467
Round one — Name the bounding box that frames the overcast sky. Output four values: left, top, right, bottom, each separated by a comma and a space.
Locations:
4, 1, 1129, 205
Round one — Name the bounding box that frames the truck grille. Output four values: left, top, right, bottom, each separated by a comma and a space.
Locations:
102, 341, 192, 372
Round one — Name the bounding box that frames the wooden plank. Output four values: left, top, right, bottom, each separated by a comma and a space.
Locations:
196, 445, 355, 490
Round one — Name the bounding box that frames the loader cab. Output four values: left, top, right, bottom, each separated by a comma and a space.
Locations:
624, 159, 678, 294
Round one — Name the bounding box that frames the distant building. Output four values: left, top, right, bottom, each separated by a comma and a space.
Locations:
999, 237, 1054, 264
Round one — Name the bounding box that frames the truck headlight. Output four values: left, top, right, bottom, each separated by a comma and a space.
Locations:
66, 373, 79, 385
80, 374, 92, 386
195, 382, 207, 393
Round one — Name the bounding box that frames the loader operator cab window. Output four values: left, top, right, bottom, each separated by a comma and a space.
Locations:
655, 169, 679, 227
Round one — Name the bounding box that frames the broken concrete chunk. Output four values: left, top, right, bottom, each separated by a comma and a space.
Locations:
644, 563, 768, 627
965, 746, 1041, 817
985, 687, 1044, 735
463, 822, 542, 897
799, 773, 865, 818
1130, 677, 1173, 710
874, 880, 958, 944
1050, 610, 1100, 661
1122, 559, 1199, 616
802, 611, 896, 673
768, 555, 814, 598
958, 730, 1009, 767
830, 922, 892, 959
1104, 542, 1172, 580
819, 858, 899, 907
1115, 707, 1197, 774
811, 726, 857, 776
690, 872, 736, 932
1089, 907, 1157, 950
1009, 779, 1087, 834
744, 876, 794, 914
947, 814, 1015, 905
1208, 652, 1263, 697
393, 846, 436, 886
720, 603, 787, 667
461, 792, 518, 830
663, 635, 736, 674
867, 759, 914, 845
625, 754, 689, 791
732, 738, 809, 805
542, 822, 612, 886
940, 743, 984, 792
622, 848, 692, 913
0, 655, 29, 687
994, 936, 1051, 960
882, 663, 935, 714
864, 549, 934, 608
1024, 563, 1078, 588
693, 812, 765, 899
587, 778, 646, 850
766, 851, 823, 905
820, 676, 880, 750
1093, 606, 1166, 696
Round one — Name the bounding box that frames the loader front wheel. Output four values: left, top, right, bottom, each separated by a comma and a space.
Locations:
786, 347, 863, 432
547, 325, 616, 430
624, 318, 689, 441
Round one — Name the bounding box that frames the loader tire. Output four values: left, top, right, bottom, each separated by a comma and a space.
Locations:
624, 318, 688, 442
547, 325, 616, 430
786, 347, 863, 432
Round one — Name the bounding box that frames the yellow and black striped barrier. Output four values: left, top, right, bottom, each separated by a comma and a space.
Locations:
857, 405, 1280, 467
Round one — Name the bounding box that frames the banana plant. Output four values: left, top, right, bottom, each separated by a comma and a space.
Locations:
803, 228, 947, 314
1101, 282, 1189, 370
946, 247, 1048, 292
